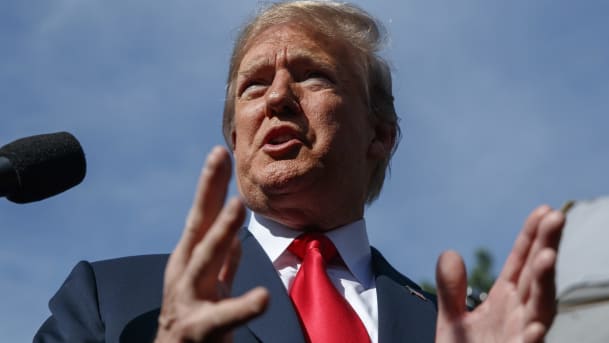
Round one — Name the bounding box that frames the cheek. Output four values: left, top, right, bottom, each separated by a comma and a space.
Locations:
301, 92, 342, 129
311, 98, 360, 152
233, 101, 266, 147
313, 98, 373, 154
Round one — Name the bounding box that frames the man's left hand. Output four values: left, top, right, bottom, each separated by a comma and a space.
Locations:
435, 205, 565, 342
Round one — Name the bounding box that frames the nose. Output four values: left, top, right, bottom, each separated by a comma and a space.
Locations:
264, 70, 300, 117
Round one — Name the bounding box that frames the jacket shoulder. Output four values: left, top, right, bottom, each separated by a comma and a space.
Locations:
34, 254, 168, 343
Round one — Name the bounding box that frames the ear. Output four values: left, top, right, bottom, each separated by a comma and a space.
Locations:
231, 131, 237, 151
367, 122, 396, 160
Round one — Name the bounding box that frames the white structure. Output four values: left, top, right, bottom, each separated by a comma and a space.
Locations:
547, 196, 609, 343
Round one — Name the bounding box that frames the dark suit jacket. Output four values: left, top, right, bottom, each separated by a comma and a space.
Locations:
34, 229, 437, 342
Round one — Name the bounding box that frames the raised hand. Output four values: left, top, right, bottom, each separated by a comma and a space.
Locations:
155, 146, 269, 343
435, 205, 565, 343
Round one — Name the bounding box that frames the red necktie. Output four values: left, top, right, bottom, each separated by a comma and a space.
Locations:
288, 233, 370, 343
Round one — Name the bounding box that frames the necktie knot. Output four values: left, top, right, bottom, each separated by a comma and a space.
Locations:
287, 232, 370, 343
289, 233, 337, 263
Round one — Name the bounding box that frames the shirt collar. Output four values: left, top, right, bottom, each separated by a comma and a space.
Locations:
248, 212, 374, 287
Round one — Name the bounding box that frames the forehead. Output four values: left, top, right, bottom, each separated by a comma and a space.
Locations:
238, 23, 352, 72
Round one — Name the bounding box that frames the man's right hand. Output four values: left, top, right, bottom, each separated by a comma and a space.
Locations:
154, 146, 269, 343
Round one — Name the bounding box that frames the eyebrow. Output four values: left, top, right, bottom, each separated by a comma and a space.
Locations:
237, 49, 337, 79
237, 56, 275, 79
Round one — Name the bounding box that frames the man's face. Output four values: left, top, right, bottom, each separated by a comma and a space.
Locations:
232, 24, 384, 230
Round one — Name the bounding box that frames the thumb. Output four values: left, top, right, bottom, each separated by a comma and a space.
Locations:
436, 250, 468, 324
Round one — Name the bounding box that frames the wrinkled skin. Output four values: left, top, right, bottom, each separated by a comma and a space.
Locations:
232, 23, 392, 231
154, 23, 565, 343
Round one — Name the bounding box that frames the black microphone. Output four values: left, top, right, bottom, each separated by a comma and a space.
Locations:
0, 132, 86, 203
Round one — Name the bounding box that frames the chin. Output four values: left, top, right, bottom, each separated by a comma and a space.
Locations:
255, 159, 321, 195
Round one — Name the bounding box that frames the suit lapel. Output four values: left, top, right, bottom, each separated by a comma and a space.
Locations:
372, 248, 437, 343
233, 229, 306, 343
232, 231, 438, 342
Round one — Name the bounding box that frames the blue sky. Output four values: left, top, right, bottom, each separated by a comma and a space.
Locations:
1, 0, 608, 341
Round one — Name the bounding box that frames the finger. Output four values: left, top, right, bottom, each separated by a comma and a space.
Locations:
525, 248, 558, 326
219, 235, 242, 291
172, 147, 233, 270
517, 211, 564, 301
184, 287, 270, 341
184, 146, 233, 249
499, 205, 552, 283
186, 197, 246, 296
523, 322, 547, 343
436, 251, 468, 324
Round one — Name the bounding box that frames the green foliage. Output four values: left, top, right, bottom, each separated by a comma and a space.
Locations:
467, 248, 495, 293
420, 281, 437, 294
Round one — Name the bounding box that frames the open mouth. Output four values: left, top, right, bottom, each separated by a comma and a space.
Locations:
262, 126, 304, 157
269, 134, 296, 145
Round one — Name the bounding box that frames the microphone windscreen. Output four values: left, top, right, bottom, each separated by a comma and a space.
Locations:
0, 132, 86, 203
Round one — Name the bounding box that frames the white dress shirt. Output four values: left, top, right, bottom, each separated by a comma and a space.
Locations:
248, 213, 379, 343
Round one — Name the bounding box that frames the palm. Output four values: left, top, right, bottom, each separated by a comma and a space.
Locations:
435, 206, 565, 343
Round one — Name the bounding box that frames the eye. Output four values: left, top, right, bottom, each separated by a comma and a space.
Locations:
239, 79, 269, 99
304, 70, 331, 81
300, 70, 334, 89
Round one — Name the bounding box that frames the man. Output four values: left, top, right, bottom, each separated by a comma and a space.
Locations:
35, 1, 565, 342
